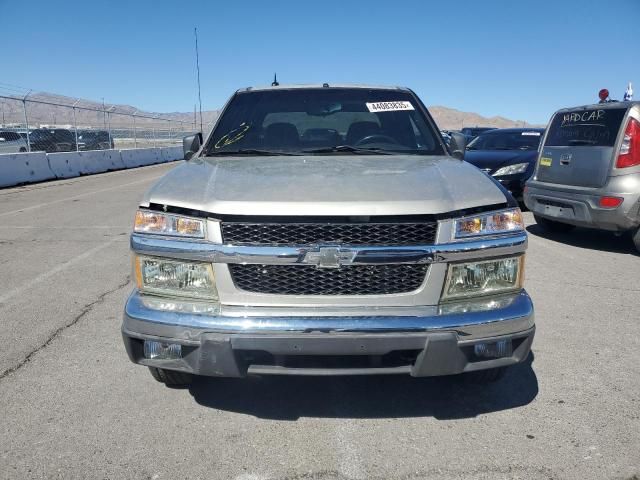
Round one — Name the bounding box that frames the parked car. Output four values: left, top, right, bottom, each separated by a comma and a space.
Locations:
461, 126, 496, 140
465, 128, 545, 201
77, 130, 114, 151
28, 128, 77, 153
0, 130, 28, 153
440, 129, 452, 146
122, 84, 534, 387
525, 101, 640, 251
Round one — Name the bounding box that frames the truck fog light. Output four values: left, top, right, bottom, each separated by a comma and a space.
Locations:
474, 339, 512, 359
143, 340, 182, 360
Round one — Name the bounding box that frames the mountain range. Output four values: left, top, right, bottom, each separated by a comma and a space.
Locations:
0, 91, 542, 131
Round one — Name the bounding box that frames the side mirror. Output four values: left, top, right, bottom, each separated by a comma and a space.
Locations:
183, 132, 203, 160
448, 132, 467, 159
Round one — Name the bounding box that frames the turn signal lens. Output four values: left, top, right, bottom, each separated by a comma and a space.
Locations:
134, 210, 205, 238
134, 211, 167, 233
454, 208, 524, 239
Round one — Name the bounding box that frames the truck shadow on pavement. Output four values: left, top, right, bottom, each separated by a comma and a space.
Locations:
187, 353, 538, 420
526, 224, 637, 254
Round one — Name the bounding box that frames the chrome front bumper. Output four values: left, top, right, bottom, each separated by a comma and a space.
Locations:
122, 291, 535, 377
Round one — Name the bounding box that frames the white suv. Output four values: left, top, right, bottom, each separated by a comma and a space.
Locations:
0, 131, 28, 153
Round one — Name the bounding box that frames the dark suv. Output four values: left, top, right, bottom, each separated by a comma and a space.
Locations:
77, 130, 115, 151
28, 129, 77, 153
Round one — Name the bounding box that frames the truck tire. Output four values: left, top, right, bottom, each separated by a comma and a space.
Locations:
466, 367, 507, 383
533, 214, 575, 233
148, 367, 193, 386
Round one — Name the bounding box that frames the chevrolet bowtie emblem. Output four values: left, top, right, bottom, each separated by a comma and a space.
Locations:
304, 246, 356, 269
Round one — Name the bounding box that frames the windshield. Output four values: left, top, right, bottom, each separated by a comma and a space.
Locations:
204, 88, 445, 156
462, 127, 495, 137
467, 130, 543, 151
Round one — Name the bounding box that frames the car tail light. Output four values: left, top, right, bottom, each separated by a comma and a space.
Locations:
598, 196, 623, 208
616, 117, 640, 168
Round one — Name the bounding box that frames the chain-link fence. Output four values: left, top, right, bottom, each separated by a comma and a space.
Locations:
0, 91, 198, 154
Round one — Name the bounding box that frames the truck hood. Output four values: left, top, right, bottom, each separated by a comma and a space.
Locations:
141, 155, 508, 216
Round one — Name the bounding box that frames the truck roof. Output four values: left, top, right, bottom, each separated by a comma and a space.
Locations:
237, 83, 411, 93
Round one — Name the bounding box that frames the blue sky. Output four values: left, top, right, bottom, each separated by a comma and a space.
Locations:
2, 0, 638, 124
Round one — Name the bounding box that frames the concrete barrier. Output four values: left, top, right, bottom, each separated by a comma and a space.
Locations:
161, 146, 183, 162
0, 152, 56, 187
0, 146, 182, 188
120, 148, 163, 168
47, 152, 85, 179
75, 149, 125, 174
105, 149, 126, 170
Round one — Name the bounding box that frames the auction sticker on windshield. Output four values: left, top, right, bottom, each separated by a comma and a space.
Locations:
366, 101, 415, 112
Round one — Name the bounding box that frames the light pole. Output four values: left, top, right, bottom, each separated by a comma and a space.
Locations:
107, 106, 116, 148
72, 99, 80, 151
132, 109, 138, 148
22, 90, 32, 152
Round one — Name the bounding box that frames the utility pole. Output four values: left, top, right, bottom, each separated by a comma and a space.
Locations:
194, 27, 204, 134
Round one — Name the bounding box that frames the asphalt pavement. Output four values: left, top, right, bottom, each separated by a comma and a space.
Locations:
0, 163, 638, 480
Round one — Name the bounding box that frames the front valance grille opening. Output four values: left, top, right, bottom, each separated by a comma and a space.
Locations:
237, 350, 423, 370
228, 264, 428, 295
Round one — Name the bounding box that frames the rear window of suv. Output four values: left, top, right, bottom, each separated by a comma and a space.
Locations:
0, 132, 21, 141
545, 107, 627, 147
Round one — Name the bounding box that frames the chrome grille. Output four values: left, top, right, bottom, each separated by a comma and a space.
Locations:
228, 264, 429, 295
221, 221, 438, 246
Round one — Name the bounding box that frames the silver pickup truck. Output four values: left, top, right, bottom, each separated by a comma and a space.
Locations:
122, 84, 534, 386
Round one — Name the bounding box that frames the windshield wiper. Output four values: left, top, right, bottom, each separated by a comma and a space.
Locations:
567, 139, 597, 145
207, 149, 301, 156
302, 145, 393, 155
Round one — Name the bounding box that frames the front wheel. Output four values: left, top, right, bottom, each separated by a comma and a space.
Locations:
534, 214, 576, 233
632, 227, 640, 254
148, 367, 193, 387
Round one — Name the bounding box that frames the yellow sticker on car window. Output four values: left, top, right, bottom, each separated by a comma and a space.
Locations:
540, 157, 552, 167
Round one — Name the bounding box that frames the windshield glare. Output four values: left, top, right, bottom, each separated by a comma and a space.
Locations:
467, 130, 543, 151
205, 89, 445, 156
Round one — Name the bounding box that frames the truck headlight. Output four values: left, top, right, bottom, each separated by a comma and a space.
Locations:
134, 255, 218, 300
492, 163, 529, 177
454, 208, 524, 239
134, 210, 205, 238
441, 256, 524, 301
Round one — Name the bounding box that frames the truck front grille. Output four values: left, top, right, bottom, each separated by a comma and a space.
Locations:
228, 264, 428, 295
221, 221, 438, 246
